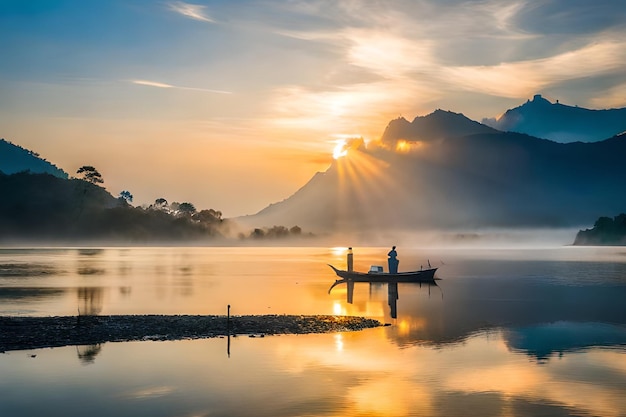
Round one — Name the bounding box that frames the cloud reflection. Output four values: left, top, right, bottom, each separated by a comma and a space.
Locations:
122, 385, 177, 399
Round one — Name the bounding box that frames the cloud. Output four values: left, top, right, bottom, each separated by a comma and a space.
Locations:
132, 79, 174, 89
444, 40, 626, 98
512, 0, 626, 35
131, 79, 232, 94
168, 1, 215, 23
270, 10, 626, 121
590, 82, 626, 109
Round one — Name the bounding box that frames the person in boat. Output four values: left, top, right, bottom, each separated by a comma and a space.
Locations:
347, 247, 354, 272
387, 246, 399, 274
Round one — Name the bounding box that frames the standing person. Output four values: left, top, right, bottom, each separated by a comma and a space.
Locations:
387, 246, 399, 274
347, 247, 354, 272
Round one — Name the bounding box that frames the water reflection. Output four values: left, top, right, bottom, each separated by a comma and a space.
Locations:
77, 249, 104, 256
77, 267, 105, 275
331, 279, 441, 319
392, 272, 626, 347
77, 287, 103, 316
77, 248, 106, 276
76, 344, 102, 364
0, 287, 65, 301
0, 262, 57, 277
503, 322, 626, 361
1, 246, 626, 417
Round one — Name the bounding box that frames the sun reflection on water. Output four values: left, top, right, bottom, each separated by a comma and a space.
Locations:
333, 301, 346, 316
334, 334, 344, 352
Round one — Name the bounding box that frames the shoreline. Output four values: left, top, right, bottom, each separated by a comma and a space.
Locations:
0, 314, 382, 352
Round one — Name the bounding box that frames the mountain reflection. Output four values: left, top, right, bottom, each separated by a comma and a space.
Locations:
503, 322, 626, 361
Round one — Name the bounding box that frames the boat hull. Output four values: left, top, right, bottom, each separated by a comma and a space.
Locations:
328, 264, 437, 282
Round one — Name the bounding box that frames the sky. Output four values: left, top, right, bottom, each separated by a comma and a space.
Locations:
1, 0, 626, 217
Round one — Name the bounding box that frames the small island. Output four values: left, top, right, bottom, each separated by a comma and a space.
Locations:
573, 214, 626, 246
0, 315, 382, 352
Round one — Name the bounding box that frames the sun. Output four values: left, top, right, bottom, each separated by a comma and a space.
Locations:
332, 136, 368, 159
333, 139, 349, 159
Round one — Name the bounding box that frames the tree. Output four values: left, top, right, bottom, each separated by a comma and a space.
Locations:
178, 202, 196, 216
119, 190, 133, 204
76, 166, 103, 184
594, 216, 613, 230
266, 225, 289, 238
193, 209, 222, 224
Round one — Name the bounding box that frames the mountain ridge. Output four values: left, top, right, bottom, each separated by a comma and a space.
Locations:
381, 109, 498, 144
482, 94, 626, 143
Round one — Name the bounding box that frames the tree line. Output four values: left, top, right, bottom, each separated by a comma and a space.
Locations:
574, 213, 626, 245
0, 167, 311, 243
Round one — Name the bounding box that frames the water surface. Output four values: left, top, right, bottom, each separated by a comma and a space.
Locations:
1, 246, 625, 416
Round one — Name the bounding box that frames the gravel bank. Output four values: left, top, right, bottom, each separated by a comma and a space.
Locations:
0, 315, 382, 352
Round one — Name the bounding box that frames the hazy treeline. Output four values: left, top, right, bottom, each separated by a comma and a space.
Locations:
238, 225, 314, 241
574, 213, 626, 246
0, 171, 311, 243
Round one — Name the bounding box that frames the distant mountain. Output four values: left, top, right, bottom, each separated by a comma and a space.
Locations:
381, 109, 498, 144
0, 138, 68, 178
239, 128, 626, 234
483, 95, 626, 143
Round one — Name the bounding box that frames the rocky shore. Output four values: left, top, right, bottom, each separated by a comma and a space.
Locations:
0, 315, 382, 352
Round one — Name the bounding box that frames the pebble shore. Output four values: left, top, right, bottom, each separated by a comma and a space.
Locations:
0, 315, 382, 352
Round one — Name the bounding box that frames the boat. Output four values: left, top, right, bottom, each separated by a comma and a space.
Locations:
327, 264, 438, 286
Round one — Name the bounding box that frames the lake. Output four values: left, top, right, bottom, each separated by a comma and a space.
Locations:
1, 245, 625, 417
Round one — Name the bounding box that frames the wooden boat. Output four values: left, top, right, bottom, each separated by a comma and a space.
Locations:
327, 264, 438, 283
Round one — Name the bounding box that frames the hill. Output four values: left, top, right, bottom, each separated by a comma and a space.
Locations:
573, 214, 626, 246
0, 172, 225, 242
0, 138, 68, 178
483, 95, 626, 143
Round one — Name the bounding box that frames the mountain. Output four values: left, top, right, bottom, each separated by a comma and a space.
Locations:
482, 95, 626, 143
240, 123, 626, 234
0, 138, 68, 178
381, 109, 498, 144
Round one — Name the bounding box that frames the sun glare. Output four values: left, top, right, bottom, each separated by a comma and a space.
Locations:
332, 136, 367, 159
333, 139, 349, 159
395, 139, 425, 153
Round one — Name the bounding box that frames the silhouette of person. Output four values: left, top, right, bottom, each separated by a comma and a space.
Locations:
387, 246, 399, 274
347, 247, 354, 272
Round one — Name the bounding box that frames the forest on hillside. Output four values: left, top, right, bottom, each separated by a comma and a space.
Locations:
0, 170, 309, 243
0, 171, 227, 242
